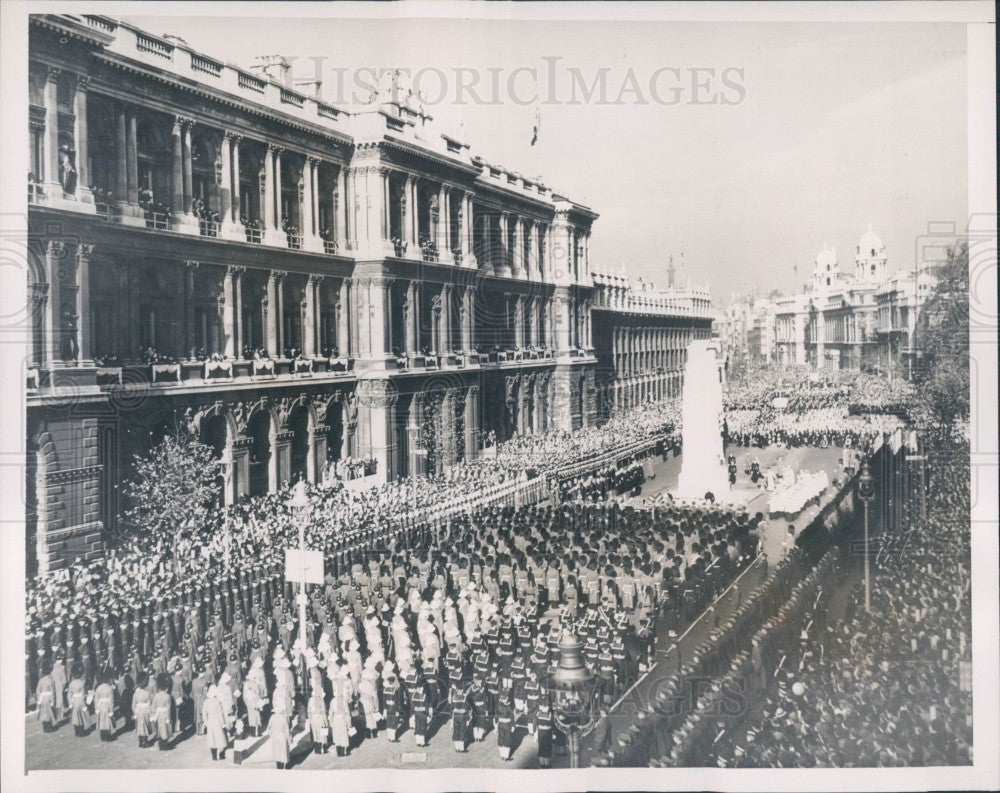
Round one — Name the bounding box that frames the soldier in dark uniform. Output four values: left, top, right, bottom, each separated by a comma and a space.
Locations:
449, 674, 470, 752
496, 693, 515, 761
383, 667, 403, 742
411, 675, 430, 747
536, 701, 554, 767
469, 678, 491, 742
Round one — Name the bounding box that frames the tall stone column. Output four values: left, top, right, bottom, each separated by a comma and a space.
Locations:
182, 260, 196, 358
222, 266, 236, 358
233, 266, 244, 357
464, 386, 479, 462
537, 223, 547, 280
303, 157, 323, 252
381, 168, 392, 242
126, 109, 139, 207
73, 76, 93, 204
356, 276, 393, 364
552, 288, 571, 356
496, 212, 511, 276
44, 243, 63, 363
43, 67, 61, 197
438, 284, 453, 354
334, 166, 347, 250
513, 295, 525, 348
512, 216, 525, 278
527, 221, 539, 280
336, 278, 351, 357
275, 273, 286, 356
479, 213, 490, 272
435, 184, 449, 258
75, 244, 93, 363
181, 120, 194, 218
273, 148, 286, 242
461, 191, 475, 266
409, 176, 421, 257
301, 156, 313, 235
461, 286, 476, 351
356, 380, 397, 485
403, 281, 416, 355
170, 117, 185, 219
230, 134, 242, 226
304, 274, 318, 357
312, 161, 321, 245
114, 104, 128, 209
401, 175, 414, 258
219, 131, 232, 228
260, 146, 275, 244
265, 271, 279, 356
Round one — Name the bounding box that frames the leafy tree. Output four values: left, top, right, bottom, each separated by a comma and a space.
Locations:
912, 242, 969, 426
122, 426, 223, 567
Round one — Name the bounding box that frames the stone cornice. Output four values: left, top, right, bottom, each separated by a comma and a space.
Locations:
88, 52, 354, 156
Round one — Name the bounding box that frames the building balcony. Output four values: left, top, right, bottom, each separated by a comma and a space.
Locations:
94, 202, 122, 222
198, 219, 220, 238
26, 355, 357, 402
145, 211, 171, 230
27, 180, 46, 205
285, 232, 302, 250
245, 226, 263, 244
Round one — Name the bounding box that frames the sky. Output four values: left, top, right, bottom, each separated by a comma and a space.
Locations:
130, 15, 968, 301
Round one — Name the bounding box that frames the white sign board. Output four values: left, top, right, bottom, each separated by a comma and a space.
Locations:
284, 548, 325, 585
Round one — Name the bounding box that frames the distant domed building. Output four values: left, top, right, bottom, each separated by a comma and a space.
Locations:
855, 222, 887, 283
812, 244, 844, 292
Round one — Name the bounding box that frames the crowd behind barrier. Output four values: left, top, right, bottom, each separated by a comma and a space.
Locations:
699, 431, 972, 767
723, 366, 916, 413
588, 548, 812, 766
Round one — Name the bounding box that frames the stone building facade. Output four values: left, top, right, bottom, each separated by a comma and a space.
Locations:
590, 271, 713, 421
25, 14, 600, 573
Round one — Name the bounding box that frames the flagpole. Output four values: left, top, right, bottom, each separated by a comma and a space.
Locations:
533, 102, 542, 180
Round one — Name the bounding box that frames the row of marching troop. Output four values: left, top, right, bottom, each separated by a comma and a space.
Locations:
31, 490, 763, 768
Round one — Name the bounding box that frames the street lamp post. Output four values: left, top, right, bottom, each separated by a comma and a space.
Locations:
858, 461, 875, 613
548, 632, 597, 769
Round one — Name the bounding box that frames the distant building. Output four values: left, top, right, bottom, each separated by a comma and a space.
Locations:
735, 225, 929, 374
591, 271, 713, 421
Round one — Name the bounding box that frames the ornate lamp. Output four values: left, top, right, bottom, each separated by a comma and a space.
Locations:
857, 461, 875, 612
858, 461, 875, 502
548, 631, 598, 768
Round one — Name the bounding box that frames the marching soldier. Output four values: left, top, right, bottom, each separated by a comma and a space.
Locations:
94, 670, 116, 742
132, 672, 154, 748
450, 676, 470, 752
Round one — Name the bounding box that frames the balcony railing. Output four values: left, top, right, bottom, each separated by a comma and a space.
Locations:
145, 212, 170, 230
27, 181, 45, 204
238, 72, 266, 94
136, 33, 173, 59
191, 54, 223, 77
279, 88, 305, 108
286, 233, 302, 250
245, 226, 262, 244
95, 202, 121, 222
84, 15, 118, 33
323, 240, 338, 255
199, 219, 220, 238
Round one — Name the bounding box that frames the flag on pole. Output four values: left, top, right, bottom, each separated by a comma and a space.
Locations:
531, 103, 540, 146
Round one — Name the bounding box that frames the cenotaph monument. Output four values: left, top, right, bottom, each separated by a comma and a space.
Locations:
676, 339, 730, 499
